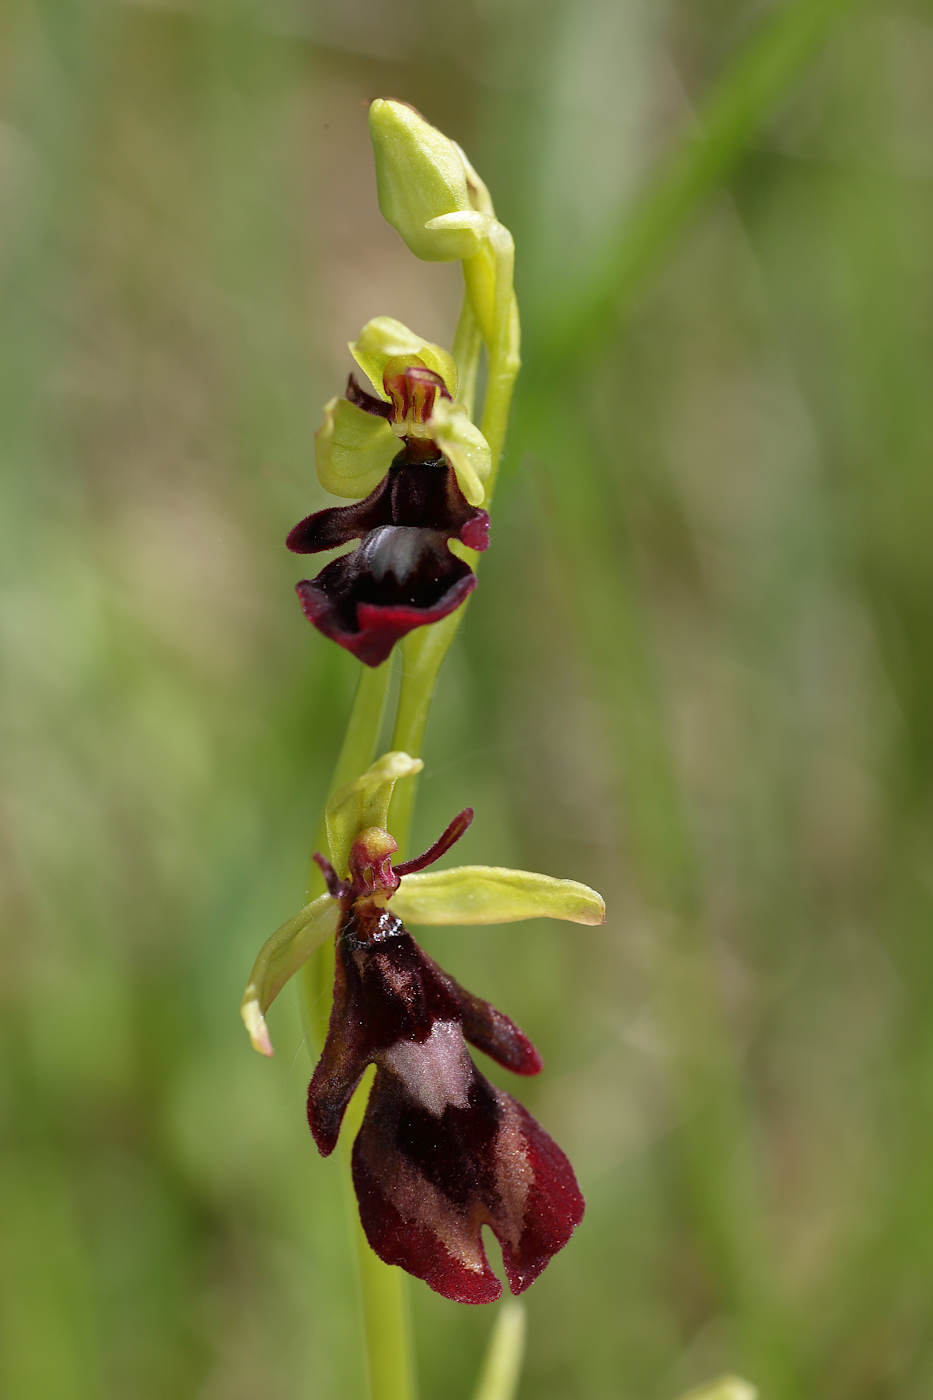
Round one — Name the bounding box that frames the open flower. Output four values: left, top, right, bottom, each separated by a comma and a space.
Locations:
289, 318, 492, 666
242, 753, 605, 1303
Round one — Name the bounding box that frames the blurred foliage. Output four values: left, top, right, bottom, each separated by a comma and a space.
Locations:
3, 0, 933, 1397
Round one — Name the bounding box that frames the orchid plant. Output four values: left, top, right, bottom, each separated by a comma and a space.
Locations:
237, 98, 600, 1399
238, 99, 755, 1400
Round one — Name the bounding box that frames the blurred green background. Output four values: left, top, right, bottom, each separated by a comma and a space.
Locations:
3, 0, 933, 1396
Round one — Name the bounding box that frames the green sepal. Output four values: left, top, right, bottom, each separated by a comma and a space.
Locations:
350, 316, 458, 399
392, 866, 606, 926
315, 396, 397, 499
326, 751, 423, 877
428, 398, 490, 506
369, 99, 482, 262
240, 894, 340, 1056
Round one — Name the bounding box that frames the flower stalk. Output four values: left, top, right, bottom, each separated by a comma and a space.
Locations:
243, 100, 580, 1400
313, 105, 521, 1399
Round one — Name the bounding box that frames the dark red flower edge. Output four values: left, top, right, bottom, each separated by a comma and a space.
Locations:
297, 570, 476, 667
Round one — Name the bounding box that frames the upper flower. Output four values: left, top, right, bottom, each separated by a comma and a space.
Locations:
289, 319, 493, 667
241, 753, 605, 1304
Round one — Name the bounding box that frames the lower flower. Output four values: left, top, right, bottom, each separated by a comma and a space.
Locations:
240, 754, 605, 1304
307, 821, 585, 1304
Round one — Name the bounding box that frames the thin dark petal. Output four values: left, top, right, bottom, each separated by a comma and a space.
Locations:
405, 946, 541, 1076
287, 475, 393, 554
346, 372, 392, 418
313, 852, 348, 901
394, 808, 473, 877
452, 982, 543, 1077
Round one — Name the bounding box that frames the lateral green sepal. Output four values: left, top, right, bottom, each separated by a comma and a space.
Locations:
240, 894, 340, 1056
392, 866, 606, 926
315, 396, 397, 499
428, 398, 490, 506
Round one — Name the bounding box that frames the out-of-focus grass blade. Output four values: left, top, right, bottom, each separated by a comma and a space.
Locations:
677, 1379, 758, 1400
539, 0, 863, 359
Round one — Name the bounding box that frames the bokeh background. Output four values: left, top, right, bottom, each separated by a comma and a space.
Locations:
3, 0, 933, 1396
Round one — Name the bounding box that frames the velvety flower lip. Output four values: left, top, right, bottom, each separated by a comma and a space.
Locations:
288, 441, 490, 667
295, 527, 478, 667
306, 808, 585, 1304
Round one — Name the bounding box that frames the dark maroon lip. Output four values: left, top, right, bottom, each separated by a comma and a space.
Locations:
297, 569, 476, 668
288, 446, 489, 666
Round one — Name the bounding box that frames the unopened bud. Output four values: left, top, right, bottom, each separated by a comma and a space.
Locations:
369, 99, 485, 262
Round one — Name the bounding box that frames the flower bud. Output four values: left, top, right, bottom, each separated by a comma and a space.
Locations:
369, 99, 484, 262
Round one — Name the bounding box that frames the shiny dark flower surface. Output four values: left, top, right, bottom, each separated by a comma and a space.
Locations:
289, 446, 489, 667
306, 816, 585, 1304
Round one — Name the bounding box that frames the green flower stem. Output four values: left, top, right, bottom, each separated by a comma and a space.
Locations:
469, 1302, 526, 1400
387, 607, 467, 856
341, 1071, 417, 1400
302, 652, 392, 1024
300, 658, 393, 1045
319, 655, 395, 858
452, 294, 482, 420
477, 224, 520, 500
301, 220, 520, 1400
354, 1219, 416, 1400
387, 232, 521, 851
297, 655, 415, 1400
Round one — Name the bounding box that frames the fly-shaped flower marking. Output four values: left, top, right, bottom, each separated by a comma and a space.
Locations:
240, 753, 605, 1305
290, 320, 492, 666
